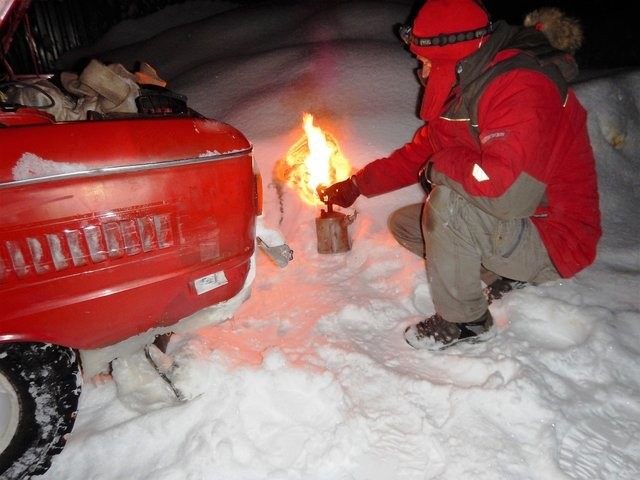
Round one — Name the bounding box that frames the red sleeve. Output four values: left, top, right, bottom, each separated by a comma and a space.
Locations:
354, 124, 435, 197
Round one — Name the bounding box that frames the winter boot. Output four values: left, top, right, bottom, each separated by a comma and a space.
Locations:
484, 277, 527, 304
404, 310, 494, 350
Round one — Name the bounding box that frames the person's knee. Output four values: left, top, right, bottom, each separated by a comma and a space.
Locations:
387, 208, 403, 234
387, 209, 402, 241
388, 204, 421, 237
388, 203, 425, 257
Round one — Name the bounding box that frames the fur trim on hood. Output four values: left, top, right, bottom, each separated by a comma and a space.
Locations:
524, 8, 583, 54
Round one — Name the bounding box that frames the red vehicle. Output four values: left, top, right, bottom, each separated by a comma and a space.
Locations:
0, 1, 270, 478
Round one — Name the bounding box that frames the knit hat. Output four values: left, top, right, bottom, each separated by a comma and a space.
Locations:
402, 0, 492, 120
409, 0, 491, 59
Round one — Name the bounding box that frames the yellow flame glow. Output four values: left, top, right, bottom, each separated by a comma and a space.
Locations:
276, 113, 352, 206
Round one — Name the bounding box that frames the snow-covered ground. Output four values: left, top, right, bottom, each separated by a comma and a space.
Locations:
40, 1, 640, 479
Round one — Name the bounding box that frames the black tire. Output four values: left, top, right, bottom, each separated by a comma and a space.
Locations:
0, 343, 81, 479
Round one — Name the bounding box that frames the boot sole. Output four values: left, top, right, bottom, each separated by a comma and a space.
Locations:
403, 326, 496, 351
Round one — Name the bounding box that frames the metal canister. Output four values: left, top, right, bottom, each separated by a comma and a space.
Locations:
315, 206, 356, 254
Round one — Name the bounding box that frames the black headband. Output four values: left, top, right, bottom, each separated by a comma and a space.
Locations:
399, 22, 495, 48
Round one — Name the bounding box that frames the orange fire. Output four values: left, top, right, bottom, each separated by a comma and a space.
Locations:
275, 113, 352, 206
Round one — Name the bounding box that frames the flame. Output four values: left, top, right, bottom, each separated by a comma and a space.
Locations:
275, 113, 352, 206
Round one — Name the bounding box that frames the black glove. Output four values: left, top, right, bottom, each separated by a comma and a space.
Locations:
418, 162, 433, 194
317, 176, 360, 208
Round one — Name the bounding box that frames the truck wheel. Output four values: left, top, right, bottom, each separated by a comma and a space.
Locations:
0, 343, 81, 479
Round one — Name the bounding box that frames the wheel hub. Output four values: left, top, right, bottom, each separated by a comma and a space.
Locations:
0, 371, 20, 454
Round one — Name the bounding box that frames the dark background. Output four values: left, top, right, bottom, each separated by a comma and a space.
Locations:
405, 0, 634, 69
2, 0, 637, 77
485, 0, 633, 70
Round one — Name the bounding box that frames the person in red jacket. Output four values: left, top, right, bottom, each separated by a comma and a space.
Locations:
318, 0, 601, 350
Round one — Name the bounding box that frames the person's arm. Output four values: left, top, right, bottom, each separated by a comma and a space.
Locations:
354, 124, 435, 197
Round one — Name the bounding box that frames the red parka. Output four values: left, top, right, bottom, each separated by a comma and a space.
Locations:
354, 22, 601, 278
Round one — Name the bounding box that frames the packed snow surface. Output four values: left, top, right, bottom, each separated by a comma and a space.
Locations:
38, 1, 640, 479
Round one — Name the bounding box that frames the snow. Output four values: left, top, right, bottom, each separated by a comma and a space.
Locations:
11, 153, 89, 181
38, 1, 640, 479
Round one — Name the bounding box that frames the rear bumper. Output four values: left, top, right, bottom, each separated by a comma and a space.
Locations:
79, 255, 256, 378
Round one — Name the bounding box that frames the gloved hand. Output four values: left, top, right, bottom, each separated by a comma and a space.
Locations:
317, 176, 360, 208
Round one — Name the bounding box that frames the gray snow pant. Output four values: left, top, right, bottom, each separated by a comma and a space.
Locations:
388, 186, 559, 323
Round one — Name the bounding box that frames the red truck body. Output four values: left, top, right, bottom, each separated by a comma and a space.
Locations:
0, 3, 270, 478
0, 108, 260, 349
